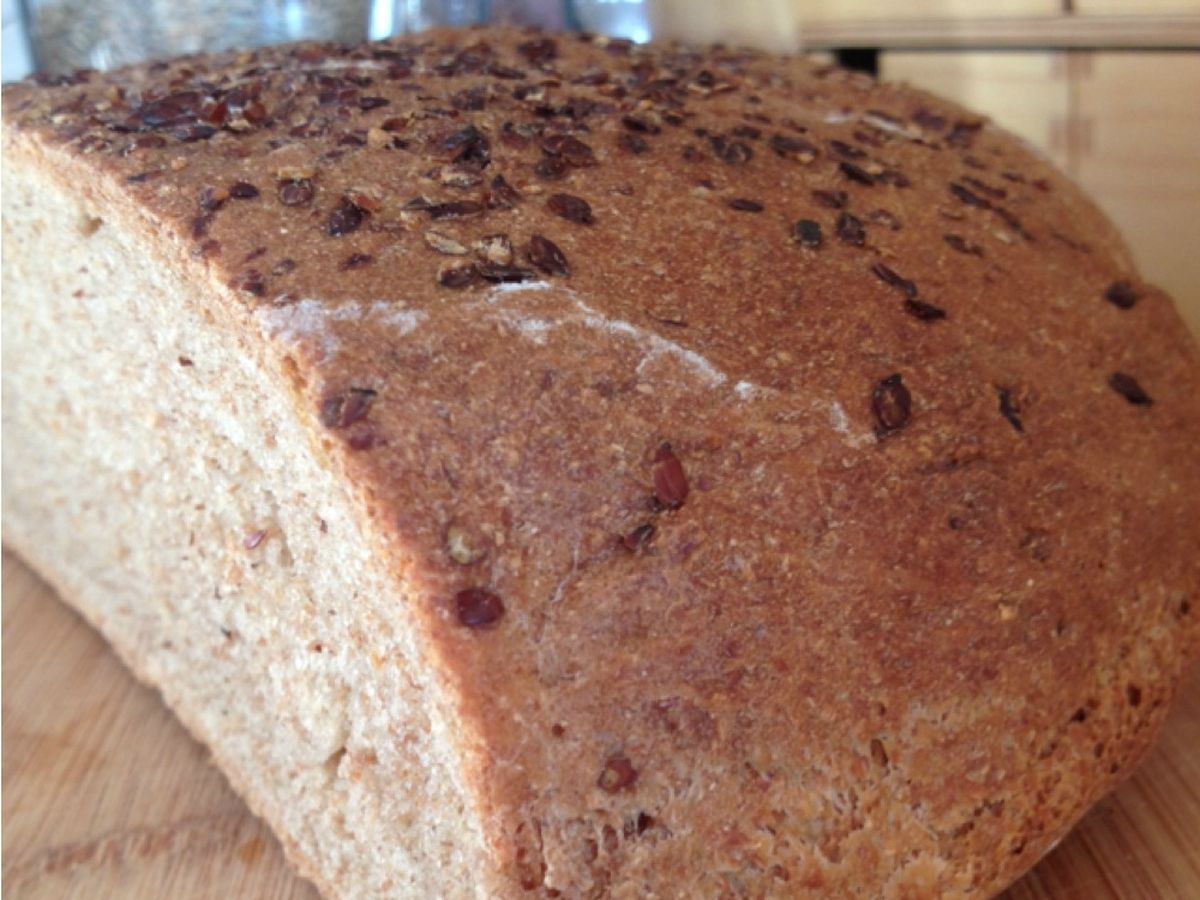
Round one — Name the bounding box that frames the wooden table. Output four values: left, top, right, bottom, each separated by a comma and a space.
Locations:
4, 550, 1198, 898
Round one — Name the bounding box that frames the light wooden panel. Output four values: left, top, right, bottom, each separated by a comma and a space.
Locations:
881, 50, 1200, 336
880, 51, 1072, 170
789, 0, 1062, 21
794, 13, 1200, 49
1074, 0, 1200, 14
648, 0, 804, 52
1073, 52, 1200, 334
645, 0, 1064, 50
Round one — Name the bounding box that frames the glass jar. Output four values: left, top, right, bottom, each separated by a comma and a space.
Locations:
564, 0, 650, 43
20, 0, 656, 77
368, 0, 491, 38
23, 0, 374, 74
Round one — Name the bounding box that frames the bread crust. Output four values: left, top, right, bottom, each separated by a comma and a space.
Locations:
4, 27, 1199, 897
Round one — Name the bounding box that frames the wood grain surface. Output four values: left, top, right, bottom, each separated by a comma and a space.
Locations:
3, 549, 1198, 899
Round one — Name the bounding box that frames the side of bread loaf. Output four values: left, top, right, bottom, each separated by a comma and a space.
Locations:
1, 136, 492, 898
4, 28, 1199, 898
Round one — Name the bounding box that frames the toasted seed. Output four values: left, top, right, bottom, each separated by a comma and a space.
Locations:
425, 231, 470, 255
835, 212, 866, 247
998, 387, 1024, 432
871, 263, 917, 299
839, 161, 875, 185
455, 587, 505, 627
517, 36, 558, 65
339, 253, 373, 271
872, 373, 912, 434
199, 186, 229, 211
547, 193, 595, 224
597, 754, 638, 793
442, 124, 491, 169
487, 174, 521, 209
812, 189, 847, 209
622, 114, 661, 134
944, 233, 983, 257
528, 234, 569, 276
279, 178, 315, 207
438, 263, 482, 289
426, 200, 484, 220
474, 233, 514, 265
477, 264, 537, 284
770, 134, 818, 161
653, 444, 689, 510
828, 139, 866, 160
320, 388, 377, 428
904, 298, 947, 321
950, 182, 991, 209
793, 219, 822, 248
623, 124, 655, 151
728, 198, 764, 212
710, 135, 753, 165
620, 523, 656, 551
446, 524, 486, 565
542, 134, 597, 167
1108, 372, 1152, 405
1104, 280, 1139, 310
230, 269, 265, 297
869, 738, 889, 769
327, 198, 368, 236
534, 155, 569, 180
229, 181, 260, 200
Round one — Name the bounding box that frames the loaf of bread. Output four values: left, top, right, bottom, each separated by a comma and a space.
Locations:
4, 27, 1198, 899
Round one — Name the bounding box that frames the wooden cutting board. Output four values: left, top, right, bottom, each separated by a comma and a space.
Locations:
4, 549, 1199, 899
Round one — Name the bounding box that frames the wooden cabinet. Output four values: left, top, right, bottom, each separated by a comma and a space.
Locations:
1073, 52, 1200, 334
881, 51, 1072, 170
786, 0, 1061, 21
647, 0, 1063, 50
648, 1, 1200, 49
1075, 0, 1200, 13
881, 50, 1200, 335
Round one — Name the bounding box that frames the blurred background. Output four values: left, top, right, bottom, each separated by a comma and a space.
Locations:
2, 0, 1197, 332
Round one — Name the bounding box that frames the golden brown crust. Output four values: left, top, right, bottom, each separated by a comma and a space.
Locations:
6, 27, 1199, 897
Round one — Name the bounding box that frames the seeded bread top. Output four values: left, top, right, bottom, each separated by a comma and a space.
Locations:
6, 27, 1199, 897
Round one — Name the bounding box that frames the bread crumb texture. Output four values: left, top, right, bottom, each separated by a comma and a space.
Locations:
3, 27, 1199, 899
